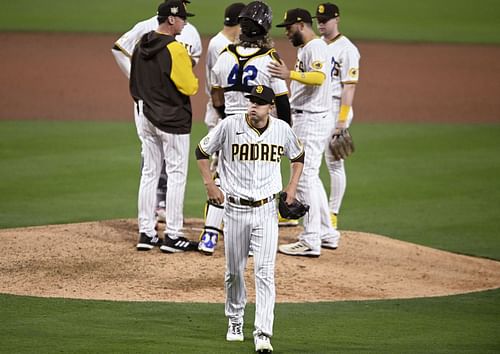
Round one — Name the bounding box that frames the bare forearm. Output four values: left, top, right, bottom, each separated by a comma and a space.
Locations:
284, 161, 303, 199
341, 83, 357, 107
197, 159, 214, 187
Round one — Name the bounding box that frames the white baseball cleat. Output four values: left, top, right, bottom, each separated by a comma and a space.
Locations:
278, 241, 320, 257
226, 319, 244, 341
254, 334, 273, 353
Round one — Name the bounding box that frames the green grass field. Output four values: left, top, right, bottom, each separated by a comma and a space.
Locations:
1, 0, 500, 43
1, 1, 499, 352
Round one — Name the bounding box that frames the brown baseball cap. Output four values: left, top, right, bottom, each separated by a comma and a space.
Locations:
313, 3, 340, 21
275, 8, 312, 27
224, 2, 246, 26
158, 0, 194, 19
245, 85, 275, 104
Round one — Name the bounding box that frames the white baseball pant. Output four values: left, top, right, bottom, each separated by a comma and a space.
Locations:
135, 101, 189, 238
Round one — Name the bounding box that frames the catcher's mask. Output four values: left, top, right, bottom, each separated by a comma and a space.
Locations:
238, 1, 272, 42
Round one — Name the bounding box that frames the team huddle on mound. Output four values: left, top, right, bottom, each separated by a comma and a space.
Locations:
112, 1, 359, 352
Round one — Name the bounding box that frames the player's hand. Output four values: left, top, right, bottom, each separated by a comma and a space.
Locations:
268, 59, 290, 80
335, 121, 348, 131
206, 182, 224, 205
282, 186, 296, 204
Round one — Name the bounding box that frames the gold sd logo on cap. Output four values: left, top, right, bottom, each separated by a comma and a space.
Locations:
318, 5, 325, 14
256, 85, 264, 94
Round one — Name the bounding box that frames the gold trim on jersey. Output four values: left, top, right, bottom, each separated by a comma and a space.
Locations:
114, 42, 132, 57
325, 33, 343, 45
197, 143, 210, 157
245, 114, 271, 136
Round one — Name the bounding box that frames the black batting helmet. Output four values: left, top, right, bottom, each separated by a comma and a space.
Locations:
238, 1, 272, 35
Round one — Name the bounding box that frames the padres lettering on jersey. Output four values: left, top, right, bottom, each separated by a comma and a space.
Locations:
232, 143, 284, 162
198, 114, 303, 200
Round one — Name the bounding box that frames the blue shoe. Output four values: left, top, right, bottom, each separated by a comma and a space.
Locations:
198, 231, 218, 255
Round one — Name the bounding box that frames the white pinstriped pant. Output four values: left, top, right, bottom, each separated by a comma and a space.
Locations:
224, 200, 279, 337
323, 98, 354, 215
292, 110, 337, 250
135, 102, 189, 238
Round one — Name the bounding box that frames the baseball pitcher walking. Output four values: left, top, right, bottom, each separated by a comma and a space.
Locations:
196, 85, 304, 353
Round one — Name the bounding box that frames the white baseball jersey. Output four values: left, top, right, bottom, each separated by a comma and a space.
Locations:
115, 16, 202, 64
290, 38, 331, 112
211, 46, 289, 115
198, 114, 303, 200
204, 32, 234, 130
205, 32, 233, 96
325, 34, 360, 99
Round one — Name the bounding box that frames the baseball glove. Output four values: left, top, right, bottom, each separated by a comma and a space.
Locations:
329, 128, 355, 161
278, 192, 309, 220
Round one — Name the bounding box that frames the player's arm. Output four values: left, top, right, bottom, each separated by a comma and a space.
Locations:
195, 120, 227, 204
274, 93, 291, 126
336, 83, 356, 128
283, 159, 304, 204
168, 42, 199, 96
111, 46, 131, 79
211, 87, 226, 118
268, 59, 325, 85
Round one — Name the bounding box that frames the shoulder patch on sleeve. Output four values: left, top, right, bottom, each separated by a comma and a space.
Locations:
311, 60, 324, 70
348, 67, 359, 80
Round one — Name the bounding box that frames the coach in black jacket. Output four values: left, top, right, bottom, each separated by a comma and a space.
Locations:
130, 0, 199, 253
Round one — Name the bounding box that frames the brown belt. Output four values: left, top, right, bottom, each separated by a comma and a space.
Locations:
227, 195, 276, 207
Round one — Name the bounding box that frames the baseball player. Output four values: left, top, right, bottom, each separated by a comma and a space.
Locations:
269, 8, 338, 257
315, 3, 360, 247
198, 1, 291, 256
196, 85, 304, 353
130, 0, 199, 252
197, 2, 245, 255
111, 0, 202, 223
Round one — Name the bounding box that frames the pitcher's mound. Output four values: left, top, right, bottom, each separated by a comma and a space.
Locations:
1, 218, 499, 302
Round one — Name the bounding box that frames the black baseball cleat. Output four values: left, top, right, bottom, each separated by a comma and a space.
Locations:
160, 235, 198, 253
136, 233, 162, 251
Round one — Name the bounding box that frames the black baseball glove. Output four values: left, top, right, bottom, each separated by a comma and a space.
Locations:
329, 128, 355, 161
278, 192, 309, 220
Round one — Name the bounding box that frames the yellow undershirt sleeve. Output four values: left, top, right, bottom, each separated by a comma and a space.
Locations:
167, 41, 199, 96
338, 105, 351, 123
289, 70, 325, 85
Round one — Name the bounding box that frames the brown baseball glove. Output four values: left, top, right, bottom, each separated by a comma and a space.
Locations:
329, 128, 355, 161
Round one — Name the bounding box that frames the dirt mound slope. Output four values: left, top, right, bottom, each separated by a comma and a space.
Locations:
1, 219, 499, 302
